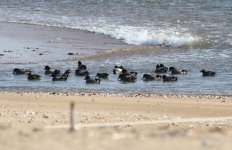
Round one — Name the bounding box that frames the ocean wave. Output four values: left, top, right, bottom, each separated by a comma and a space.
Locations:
0, 18, 199, 47
109, 26, 199, 47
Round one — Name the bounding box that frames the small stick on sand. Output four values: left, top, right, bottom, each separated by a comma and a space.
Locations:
70, 101, 76, 132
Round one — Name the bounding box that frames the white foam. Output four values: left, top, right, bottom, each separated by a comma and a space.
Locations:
110, 26, 199, 47
72, 23, 199, 47
0, 13, 199, 47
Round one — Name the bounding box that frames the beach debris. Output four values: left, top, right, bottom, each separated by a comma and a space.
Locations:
43, 114, 49, 119
70, 102, 76, 132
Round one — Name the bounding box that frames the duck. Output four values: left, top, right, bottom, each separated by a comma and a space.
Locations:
200, 69, 216, 76
78, 61, 87, 70
84, 75, 101, 84
63, 69, 71, 77
113, 65, 124, 74
96, 73, 109, 79
118, 70, 137, 83
155, 64, 168, 74
27, 71, 41, 80
13, 68, 30, 75
52, 74, 68, 81
118, 73, 137, 83
162, 75, 178, 82
44, 66, 54, 75
50, 69, 61, 77
169, 67, 187, 75
75, 69, 89, 76
142, 74, 162, 81
121, 69, 138, 76
51, 70, 71, 81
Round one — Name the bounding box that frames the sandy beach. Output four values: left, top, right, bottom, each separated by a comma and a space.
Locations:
0, 92, 232, 150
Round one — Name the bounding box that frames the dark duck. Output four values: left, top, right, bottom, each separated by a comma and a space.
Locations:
155, 64, 168, 74
76, 61, 89, 76
51, 69, 71, 81
162, 75, 178, 82
13, 68, 31, 75
84, 75, 101, 84
118, 69, 137, 83
169, 67, 187, 75
63, 69, 71, 77
50, 69, 61, 77
78, 61, 87, 70
27, 71, 41, 80
52, 74, 68, 81
142, 74, 162, 81
75, 69, 89, 76
200, 69, 216, 77
44, 66, 60, 75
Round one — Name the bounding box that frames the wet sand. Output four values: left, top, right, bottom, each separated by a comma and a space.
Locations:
0, 92, 232, 150
0, 22, 133, 64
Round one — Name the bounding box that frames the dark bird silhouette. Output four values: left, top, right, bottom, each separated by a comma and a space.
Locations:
200, 69, 216, 76
84, 75, 101, 84
52, 74, 68, 81
142, 74, 162, 81
27, 71, 41, 80
13, 68, 31, 75
155, 64, 168, 74
75, 69, 89, 76
118, 70, 137, 83
169, 67, 187, 75
78, 61, 87, 70
162, 75, 178, 82
50, 69, 61, 77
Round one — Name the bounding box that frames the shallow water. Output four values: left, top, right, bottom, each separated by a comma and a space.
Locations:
0, 0, 231, 95
0, 45, 231, 95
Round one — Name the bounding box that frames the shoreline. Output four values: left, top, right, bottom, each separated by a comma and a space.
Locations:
0, 21, 134, 64
0, 91, 231, 100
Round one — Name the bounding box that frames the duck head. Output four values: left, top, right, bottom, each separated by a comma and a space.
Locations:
84, 75, 91, 80
200, 69, 206, 73
44, 66, 51, 70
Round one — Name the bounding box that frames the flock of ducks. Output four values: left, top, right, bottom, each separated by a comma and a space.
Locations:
12, 61, 216, 84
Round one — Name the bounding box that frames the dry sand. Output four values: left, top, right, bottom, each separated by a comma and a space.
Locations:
0, 92, 232, 150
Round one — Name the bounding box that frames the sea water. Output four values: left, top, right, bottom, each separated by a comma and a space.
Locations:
0, 0, 231, 95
